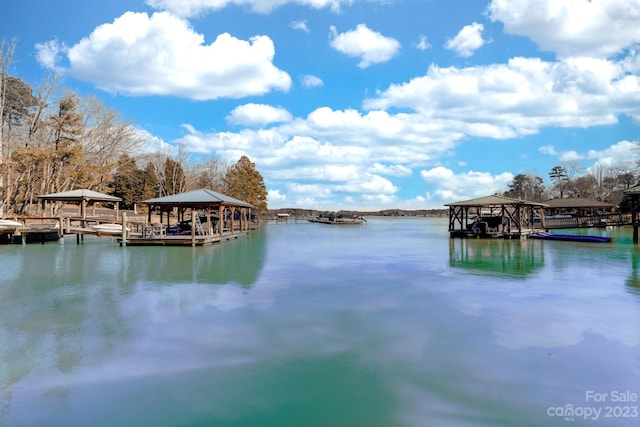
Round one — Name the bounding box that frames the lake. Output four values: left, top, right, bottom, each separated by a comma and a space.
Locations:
1, 218, 639, 427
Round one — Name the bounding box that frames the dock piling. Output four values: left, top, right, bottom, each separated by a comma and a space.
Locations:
191, 211, 196, 247
122, 212, 128, 247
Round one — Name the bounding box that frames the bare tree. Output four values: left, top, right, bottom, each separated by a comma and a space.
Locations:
80, 95, 144, 191
139, 145, 191, 196
0, 38, 17, 216
193, 156, 229, 192
8, 74, 58, 214
565, 174, 597, 199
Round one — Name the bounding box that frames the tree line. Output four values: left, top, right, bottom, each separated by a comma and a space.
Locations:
503, 161, 639, 207
0, 39, 267, 216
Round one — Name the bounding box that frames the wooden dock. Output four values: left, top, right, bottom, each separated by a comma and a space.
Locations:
119, 230, 250, 246
308, 217, 366, 225
448, 228, 538, 240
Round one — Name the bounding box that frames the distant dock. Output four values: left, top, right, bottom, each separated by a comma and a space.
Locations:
308, 216, 366, 225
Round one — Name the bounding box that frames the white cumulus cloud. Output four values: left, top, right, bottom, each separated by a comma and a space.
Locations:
537, 140, 640, 171
291, 20, 310, 33
445, 22, 485, 58
329, 24, 401, 68
226, 103, 293, 126
39, 11, 291, 100
34, 39, 67, 71
488, 0, 640, 58
364, 56, 640, 136
146, 0, 354, 17
417, 35, 431, 51
301, 74, 324, 88
421, 166, 514, 202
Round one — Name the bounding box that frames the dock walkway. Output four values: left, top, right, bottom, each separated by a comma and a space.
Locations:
120, 230, 250, 246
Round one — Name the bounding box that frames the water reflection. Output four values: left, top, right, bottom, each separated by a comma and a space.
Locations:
3, 220, 640, 426
119, 229, 266, 286
0, 231, 267, 418
443, 232, 640, 350
627, 247, 640, 294
449, 237, 544, 278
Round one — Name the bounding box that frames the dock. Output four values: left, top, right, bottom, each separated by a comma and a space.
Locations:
1, 187, 257, 247
120, 230, 250, 246
445, 195, 546, 240
0, 214, 255, 246
445, 195, 633, 240
308, 216, 366, 225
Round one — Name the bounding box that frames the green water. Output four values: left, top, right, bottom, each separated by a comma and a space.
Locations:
1, 218, 639, 427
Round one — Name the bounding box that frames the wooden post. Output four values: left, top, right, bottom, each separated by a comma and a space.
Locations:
632, 201, 638, 244
58, 217, 64, 239
122, 212, 127, 247
191, 210, 196, 247
219, 205, 224, 237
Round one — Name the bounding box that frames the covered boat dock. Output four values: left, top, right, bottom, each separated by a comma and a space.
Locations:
543, 198, 619, 228
624, 185, 640, 244
446, 194, 547, 239
37, 189, 123, 219
123, 189, 254, 246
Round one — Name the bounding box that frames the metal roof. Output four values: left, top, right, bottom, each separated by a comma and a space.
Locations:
445, 194, 547, 207
544, 198, 615, 208
37, 189, 122, 202
624, 185, 640, 195
143, 189, 253, 208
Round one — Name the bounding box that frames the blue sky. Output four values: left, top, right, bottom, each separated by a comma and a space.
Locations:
3, 0, 640, 209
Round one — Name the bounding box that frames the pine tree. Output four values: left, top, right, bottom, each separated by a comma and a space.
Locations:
224, 155, 267, 213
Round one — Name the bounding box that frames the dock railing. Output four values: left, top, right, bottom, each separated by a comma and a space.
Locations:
544, 213, 631, 229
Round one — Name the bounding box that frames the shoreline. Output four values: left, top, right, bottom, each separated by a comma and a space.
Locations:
267, 208, 448, 219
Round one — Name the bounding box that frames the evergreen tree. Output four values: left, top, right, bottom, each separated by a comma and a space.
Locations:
111, 156, 161, 209
46, 92, 85, 193
224, 155, 267, 213
141, 161, 159, 201
111, 154, 139, 209
549, 165, 568, 199
162, 157, 186, 195
504, 173, 545, 201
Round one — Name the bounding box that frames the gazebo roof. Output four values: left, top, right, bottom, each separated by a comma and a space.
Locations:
445, 194, 547, 207
544, 198, 615, 209
37, 189, 122, 202
624, 185, 640, 195
143, 189, 252, 208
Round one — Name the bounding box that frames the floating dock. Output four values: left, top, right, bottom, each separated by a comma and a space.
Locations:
308, 217, 366, 225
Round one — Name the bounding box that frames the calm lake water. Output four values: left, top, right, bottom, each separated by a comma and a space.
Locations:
1, 218, 640, 427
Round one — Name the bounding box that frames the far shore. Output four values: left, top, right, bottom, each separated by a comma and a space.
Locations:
267, 208, 448, 219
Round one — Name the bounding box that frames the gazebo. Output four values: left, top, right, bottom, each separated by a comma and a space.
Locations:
445, 194, 547, 238
142, 188, 253, 238
37, 189, 122, 219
